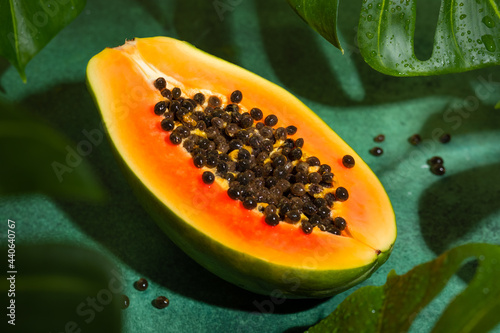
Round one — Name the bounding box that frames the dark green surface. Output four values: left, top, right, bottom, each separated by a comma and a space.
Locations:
0, 0, 499, 332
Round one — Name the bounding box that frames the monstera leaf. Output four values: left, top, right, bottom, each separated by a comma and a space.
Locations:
0, 0, 86, 81
288, 0, 500, 76
307, 243, 500, 333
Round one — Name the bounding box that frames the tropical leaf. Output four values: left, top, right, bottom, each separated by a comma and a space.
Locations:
0, 0, 86, 81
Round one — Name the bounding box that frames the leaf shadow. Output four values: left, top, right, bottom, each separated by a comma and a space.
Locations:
19, 82, 328, 313
173, 0, 238, 64
0, 57, 12, 93
255, 0, 349, 106
417, 162, 500, 257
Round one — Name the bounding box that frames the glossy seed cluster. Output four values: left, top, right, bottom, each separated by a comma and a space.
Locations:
152, 77, 353, 235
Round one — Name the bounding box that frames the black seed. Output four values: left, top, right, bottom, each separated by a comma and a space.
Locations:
317, 206, 331, 219
286, 125, 297, 135
302, 222, 313, 234
208, 96, 221, 107
183, 139, 195, 152
327, 226, 342, 235
273, 166, 288, 179
295, 138, 304, 148
318, 164, 331, 174
134, 278, 148, 291
309, 215, 321, 226
181, 100, 194, 111
216, 162, 228, 175
238, 148, 251, 160
161, 88, 172, 99
263, 163, 273, 176
193, 92, 205, 105
229, 139, 243, 151
291, 183, 306, 196
281, 147, 291, 157
342, 155, 355, 168
260, 126, 274, 139
370, 147, 384, 156
274, 127, 287, 141
193, 154, 206, 168
264, 114, 278, 127
250, 108, 263, 120
153, 296, 170, 309
335, 187, 349, 201
243, 197, 257, 210
237, 159, 251, 172
164, 111, 175, 121
273, 155, 287, 167
121, 295, 130, 309
176, 125, 190, 138
265, 176, 278, 189
293, 172, 307, 184
202, 171, 215, 184
324, 193, 336, 207
374, 134, 385, 142
231, 90, 243, 103
431, 164, 446, 176
154, 77, 166, 90
408, 134, 421, 145
225, 173, 236, 182
261, 139, 273, 152
309, 184, 323, 195
265, 213, 280, 226
240, 115, 254, 129
308, 172, 322, 184
211, 117, 224, 129
302, 202, 317, 216
198, 138, 210, 150
295, 162, 309, 174
286, 210, 301, 222
172, 87, 182, 99
313, 198, 326, 208
264, 205, 277, 216
289, 148, 303, 161
206, 155, 218, 168
439, 133, 451, 143
306, 156, 320, 166
223, 104, 238, 113
428, 156, 444, 165
160, 119, 175, 131
170, 132, 182, 145
154, 101, 167, 115
322, 172, 334, 183
169, 100, 181, 113
334, 217, 346, 230
227, 187, 241, 200
255, 122, 264, 130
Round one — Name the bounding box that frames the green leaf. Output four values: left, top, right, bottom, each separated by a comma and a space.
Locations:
0, 0, 86, 81
307, 243, 500, 333
287, 0, 500, 76
0, 100, 105, 201
358, 0, 500, 76
287, 0, 342, 53
1, 243, 122, 332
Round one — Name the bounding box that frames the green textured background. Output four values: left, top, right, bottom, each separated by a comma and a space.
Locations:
1, 0, 500, 332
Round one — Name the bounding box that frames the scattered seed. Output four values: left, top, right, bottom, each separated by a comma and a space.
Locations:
265, 213, 280, 226
439, 133, 451, 143
370, 147, 383, 156
431, 164, 446, 176
334, 217, 346, 230
264, 114, 278, 127
428, 156, 444, 165
161, 88, 172, 99
154, 101, 167, 115
208, 96, 221, 107
286, 125, 297, 135
335, 187, 349, 201
121, 295, 130, 309
172, 87, 182, 99
408, 134, 421, 145
134, 278, 148, 291
250, 108, 263, 120
153, 296, 170, 309
374, 134, 385, 142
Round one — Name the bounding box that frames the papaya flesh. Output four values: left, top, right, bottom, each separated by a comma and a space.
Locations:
86, 37, 396, 298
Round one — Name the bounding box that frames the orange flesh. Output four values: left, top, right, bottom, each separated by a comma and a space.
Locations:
88, 37, 396, 270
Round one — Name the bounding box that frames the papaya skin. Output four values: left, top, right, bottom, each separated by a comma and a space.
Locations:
86, 37, 396, 298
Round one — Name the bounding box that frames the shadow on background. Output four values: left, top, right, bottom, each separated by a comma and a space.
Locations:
0, 57, 11, 93
173, 0, 238, 64
256, 0, 350, 106
418, 163, 500, 256
20, 82, 328, 313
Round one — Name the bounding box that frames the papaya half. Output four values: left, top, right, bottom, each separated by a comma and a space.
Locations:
86, 37, 396, 298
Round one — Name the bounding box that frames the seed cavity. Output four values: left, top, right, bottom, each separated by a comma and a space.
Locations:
152, 79, 352, 235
